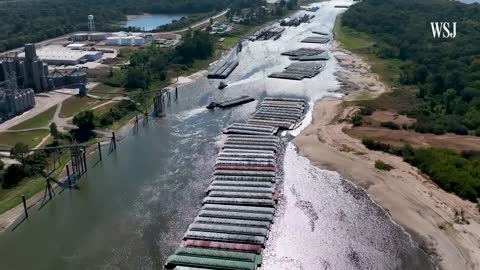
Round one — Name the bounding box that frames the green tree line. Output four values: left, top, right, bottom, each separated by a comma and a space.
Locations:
343, 0, 480, 135
0, 0, 265, 52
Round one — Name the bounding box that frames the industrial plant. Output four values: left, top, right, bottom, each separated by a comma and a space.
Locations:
0, 43, 88, 122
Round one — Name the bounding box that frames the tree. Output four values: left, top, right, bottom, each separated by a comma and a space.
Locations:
125, 66, 151, 90
49, 122, 60, 140
72, 110, 96, 142
10, 142, 29, 160
2, 164, 26, 188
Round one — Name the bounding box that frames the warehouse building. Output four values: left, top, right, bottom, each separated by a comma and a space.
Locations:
18, 45, 103, 66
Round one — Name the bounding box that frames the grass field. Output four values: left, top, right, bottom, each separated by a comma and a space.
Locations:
0, 130, 49, 148
219, 36, 241, 50
92, 102, 116, 115
0, 150, 71, 215
8, 105, 57, 131
0, 176, 44, 215
59, 96, 99, 118
89, 84, 124, 98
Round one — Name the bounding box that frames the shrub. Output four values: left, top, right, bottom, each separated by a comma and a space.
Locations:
375, 160, 394, 171
2, 164, 26, 188
351, 114, 363, 126
475, 127, 480, 136
380, 121, 400, 130
359, 106, 374, 116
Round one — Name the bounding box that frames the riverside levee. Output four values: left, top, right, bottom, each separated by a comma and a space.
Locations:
164, 97, 306, 270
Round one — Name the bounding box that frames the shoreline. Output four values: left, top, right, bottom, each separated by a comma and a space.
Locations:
294, 42, 480, 270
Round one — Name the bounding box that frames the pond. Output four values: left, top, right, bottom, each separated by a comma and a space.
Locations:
125, 14, 187, 31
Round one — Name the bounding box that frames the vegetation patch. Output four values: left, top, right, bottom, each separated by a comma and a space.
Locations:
363, 138, 480, 202
8, 105, 57, 131
59, 96, 98, 118
342, 0, 480, 136
89, 84, 123, 98
0, 130, 49, 148
374, 160, 394, 171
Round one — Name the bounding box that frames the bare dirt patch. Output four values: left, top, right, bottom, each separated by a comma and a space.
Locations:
345, 126, 480, 152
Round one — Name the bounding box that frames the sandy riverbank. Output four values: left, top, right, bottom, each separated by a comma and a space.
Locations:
294, 43, 480, 270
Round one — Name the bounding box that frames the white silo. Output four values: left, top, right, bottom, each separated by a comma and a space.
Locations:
106, 37, 120, 46
133, 37, 145, 46
120, 37, 133, 46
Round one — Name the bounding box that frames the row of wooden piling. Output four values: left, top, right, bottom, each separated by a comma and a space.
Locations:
165, 97, 306, 270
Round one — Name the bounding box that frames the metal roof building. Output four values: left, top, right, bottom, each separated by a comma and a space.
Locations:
18, 45, 102, 66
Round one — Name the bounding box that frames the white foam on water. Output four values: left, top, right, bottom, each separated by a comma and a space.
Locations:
177, 106, 207, 120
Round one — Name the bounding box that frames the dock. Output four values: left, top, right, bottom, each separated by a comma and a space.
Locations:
165, 97, 307, 270
206, 96, 255, 110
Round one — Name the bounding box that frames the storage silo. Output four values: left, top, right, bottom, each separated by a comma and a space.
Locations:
20, 93, 27, 111
28, 89, 35, 107
67, 69, 87, 85
133, 37, 145, 46
74, 33, 89, 41
120, 37, 133, 46
106, 37, 120, 46
13, 95, 20, 114
89, 33, 107, 41
47, 70, 66, 89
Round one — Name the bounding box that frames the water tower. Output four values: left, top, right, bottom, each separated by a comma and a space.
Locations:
88, 15, 95, 32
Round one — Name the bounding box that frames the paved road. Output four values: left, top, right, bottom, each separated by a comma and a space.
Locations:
175, 9, 229, 33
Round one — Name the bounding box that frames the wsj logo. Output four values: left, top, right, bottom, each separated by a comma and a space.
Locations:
430, 22, 457, 38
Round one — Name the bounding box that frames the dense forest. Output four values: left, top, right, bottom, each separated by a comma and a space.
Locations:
343, 0, 480, 135
0, 0, 265, 52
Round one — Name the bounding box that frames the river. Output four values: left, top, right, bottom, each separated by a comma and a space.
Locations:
0, 1, 434, 269
125, 14, 187, 31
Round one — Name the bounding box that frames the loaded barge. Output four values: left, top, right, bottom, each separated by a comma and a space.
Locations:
165, 97, 307, 270
206, 96, 255, 110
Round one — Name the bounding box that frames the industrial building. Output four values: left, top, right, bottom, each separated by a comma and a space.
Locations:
47, 69, 88, 89
18, 45, 103, 66
0, 80, 35, 122
105, 32, 154, 46
0, 44, 49, 92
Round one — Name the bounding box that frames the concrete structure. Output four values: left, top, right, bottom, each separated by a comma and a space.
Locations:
66, 43, 87, 50
67, 69, 87, 85
89, 33, 106, 41
18, 45, 102, 66
1, 44, 49, 92
47, 69, 87, 89
133, 37, 145, 46
74, 33, 89, 42
106, 37, 121, 46
0, 80, 35, 121
120, 37, 133, 46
